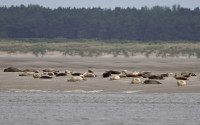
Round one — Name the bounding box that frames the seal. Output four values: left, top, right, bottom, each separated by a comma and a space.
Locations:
181, 72, 196, 77
141, 72, 152, 78
144, 80, 162, 84
131, 78, 141, 84
177, 80, 187, 86
43, 68, 59, 73
4, 67, 22, 72
148, 74, 164, 80
103, 72, 111, 78
33, 73, 41, 78
119, 72, 127, 78
160, 73, 169, 77
71, 72, 83, 76
106, 70, 121, 74
110, 75, 120, 80
83, 72, 97, 77
65, 70, 72, 74
67, 76, 85, 82
56, 73, 67, 76
19, 72, 35, 76
40, 74, 53, 79
126, 72, 140, 77
174, 74, 188, 80
48, 72, 54, 76
23, 69, 38, 73
88, 69, 94, 73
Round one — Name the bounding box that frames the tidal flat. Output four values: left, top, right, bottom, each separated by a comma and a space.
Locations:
0, 56, 200, 93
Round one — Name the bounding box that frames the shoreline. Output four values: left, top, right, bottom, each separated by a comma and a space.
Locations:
2, 89, 200, 94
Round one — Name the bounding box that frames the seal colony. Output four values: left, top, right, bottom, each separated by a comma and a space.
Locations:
3, 67, 198, 87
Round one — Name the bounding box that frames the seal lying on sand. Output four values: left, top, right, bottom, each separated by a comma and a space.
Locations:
33, 73, 52, 79
103, 72, 111, 78
143, 80, 162, 84
43, 68, 59, 73
19, 72, 35, 76
33, 73, 41, 78
126, 72, 141, 77
110, 75, 120, 80
177, 80, 187, 86
160, 73, 169, 77
102, 70, 120, 78
65, 70, 72, 74
119, 72, 127, 78
71, 72, 83, 76
67, 76, 85, 82
23, 69, 38, 73
4, 67, 22, 72
83, 72, 97, 77
174, 74, 188, 80
181, 72, 196, 77
131, 78, 141, 84
48, 72, 54, 76
56, 72, 67, 76
40, 74, 53, 79
141, 72, 152, 78
106, 70, 121, 74
148, 74, 164, 80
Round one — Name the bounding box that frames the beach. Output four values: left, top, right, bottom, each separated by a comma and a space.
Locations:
0, 56, 199, 93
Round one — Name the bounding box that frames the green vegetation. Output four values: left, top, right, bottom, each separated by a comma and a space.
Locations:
0, 39, 200, 58
1, 5, 200, 57
0, 5, 200, 41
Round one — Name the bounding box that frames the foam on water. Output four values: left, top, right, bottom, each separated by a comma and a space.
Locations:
63, 90, 103, 93
123, 90, 144, 93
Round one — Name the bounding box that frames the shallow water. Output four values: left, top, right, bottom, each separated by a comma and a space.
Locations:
1, 91, 200, 125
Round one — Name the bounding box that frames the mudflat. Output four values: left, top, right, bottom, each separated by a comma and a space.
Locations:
0, 56, 200, 93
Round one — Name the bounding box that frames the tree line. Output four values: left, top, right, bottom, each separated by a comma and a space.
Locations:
0, 4, 200, 41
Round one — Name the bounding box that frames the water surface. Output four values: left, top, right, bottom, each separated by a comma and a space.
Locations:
1, 91, 200, 125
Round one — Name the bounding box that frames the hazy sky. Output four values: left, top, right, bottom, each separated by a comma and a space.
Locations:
0, 0, 199, 9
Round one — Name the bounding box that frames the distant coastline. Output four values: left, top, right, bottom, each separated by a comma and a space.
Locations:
0, 39, 200, 58
0, 51, 199, 59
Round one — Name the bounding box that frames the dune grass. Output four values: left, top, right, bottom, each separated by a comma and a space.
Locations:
0, 38, 200, 58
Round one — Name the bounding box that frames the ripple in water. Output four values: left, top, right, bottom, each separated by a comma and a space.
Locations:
1, 91, 200, 125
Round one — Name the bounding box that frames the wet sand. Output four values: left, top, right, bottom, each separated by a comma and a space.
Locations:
0, 56, 200, 93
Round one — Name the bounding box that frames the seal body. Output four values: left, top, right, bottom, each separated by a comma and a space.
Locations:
174, 74, 188, 80
131, 78, 141, 84
177, 80, 187, 86
56, 73, 67, 76
110, 75, 120, 80
33, 73, 41, 78
83, 72, 97, 77
72, 73, 83, 76
107, 70, 121, 74
43, 68, 59, 73
40, 74, 52, 79
23, 69, 38, 73
144, 80, 162, 84
4, 67, 22, 72
103, 72, 111, 78
19, 72, 35, 76
67, 76, 85, 82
